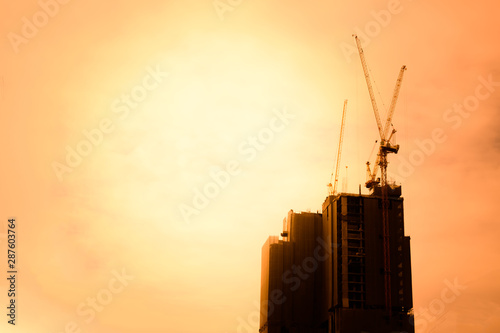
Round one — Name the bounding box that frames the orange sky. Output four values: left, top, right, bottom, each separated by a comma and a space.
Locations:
1, 0, 500, 332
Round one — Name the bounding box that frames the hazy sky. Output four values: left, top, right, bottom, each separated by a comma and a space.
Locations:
1, 1, 499, 332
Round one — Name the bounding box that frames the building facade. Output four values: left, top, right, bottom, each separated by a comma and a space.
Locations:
260, 211, 323, 333
260, 188, 414, 333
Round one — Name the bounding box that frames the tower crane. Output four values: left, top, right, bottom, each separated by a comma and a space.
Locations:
353, 34, 407, 315
328, 100, 348, 196
365, 66, 406, 188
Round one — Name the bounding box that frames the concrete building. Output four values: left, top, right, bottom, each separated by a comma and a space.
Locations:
260, 211, 323, 333
260, 187, 414, 333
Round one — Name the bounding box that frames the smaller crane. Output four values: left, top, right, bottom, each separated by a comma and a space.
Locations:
328, 100, 348, 196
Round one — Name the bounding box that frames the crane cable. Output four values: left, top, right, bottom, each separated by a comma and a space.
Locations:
367, 139, 378, 163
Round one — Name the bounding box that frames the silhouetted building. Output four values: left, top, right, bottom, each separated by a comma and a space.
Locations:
260, 211, 323, 333
260, 187, 414, 333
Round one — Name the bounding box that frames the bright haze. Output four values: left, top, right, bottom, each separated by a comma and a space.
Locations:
1, 0, 499, 332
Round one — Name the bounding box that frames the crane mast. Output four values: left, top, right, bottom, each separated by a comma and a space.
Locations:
328, 100, 347, 196
353, 34, 406, 315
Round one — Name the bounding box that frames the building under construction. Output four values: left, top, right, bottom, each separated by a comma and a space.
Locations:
259, 186, 414, 333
